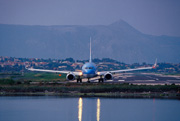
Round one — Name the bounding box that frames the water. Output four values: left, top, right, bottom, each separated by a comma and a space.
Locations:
0, 96, 180, 121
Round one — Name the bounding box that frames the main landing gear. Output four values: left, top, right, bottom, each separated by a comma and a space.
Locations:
87, 78, 90, 83
98, 76, 104, 83
77, 76, 82, 83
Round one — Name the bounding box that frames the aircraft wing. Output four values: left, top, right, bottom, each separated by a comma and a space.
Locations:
97, 59, 157, 75
27, 68, 82, 76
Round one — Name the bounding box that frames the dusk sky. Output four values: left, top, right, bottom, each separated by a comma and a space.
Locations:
0, 0, 180, 36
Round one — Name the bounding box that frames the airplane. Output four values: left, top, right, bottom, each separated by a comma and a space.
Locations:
28, 38, 157, 83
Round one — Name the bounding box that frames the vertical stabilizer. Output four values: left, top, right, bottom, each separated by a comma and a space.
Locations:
89, 37, 92, 63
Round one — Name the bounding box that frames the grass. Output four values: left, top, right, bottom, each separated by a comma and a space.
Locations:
0, 83, 179, 93
23, 72, 66, 81
0, 79, 15, 85
0, 81, 180, 98
0, 72, 66, 82
0, 84, 179, 98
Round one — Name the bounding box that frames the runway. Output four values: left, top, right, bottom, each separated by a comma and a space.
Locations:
70, 73, 180, 85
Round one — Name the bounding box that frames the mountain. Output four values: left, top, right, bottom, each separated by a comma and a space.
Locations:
0, 20, 180, 63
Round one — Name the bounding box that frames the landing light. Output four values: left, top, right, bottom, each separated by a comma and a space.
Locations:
97, 72, 100, 75
79, 72, 83, 76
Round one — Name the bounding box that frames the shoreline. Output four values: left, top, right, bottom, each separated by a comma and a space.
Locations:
1, 92, 180, 99
1, 83, 180, 99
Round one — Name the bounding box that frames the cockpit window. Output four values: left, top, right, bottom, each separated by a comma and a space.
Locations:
89, 67, 93, 69
85, 67, 93, 69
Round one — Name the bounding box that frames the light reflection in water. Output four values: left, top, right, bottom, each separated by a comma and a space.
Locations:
78, 97, 83, 121
78, 98, 101, 121
97, 98, 101, 121
153, 98, 156, 121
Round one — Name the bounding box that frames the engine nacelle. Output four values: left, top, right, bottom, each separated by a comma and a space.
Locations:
66, 73, 75, 81
104, 72, 113, 80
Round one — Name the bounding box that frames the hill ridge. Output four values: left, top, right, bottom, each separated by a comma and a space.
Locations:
0, 20, 180, 63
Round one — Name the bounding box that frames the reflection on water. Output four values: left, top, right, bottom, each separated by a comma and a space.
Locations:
78, 98, 101, 121
78, 97, 83, 121
97, 98, 100, 121
1, 97, 180, 121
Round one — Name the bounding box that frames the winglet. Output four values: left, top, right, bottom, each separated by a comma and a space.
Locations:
152, 58, 157, 69
25, 65, 30, 70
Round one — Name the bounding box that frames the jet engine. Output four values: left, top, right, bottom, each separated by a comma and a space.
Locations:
66, 73, 75, 81
104, 72, 113, 80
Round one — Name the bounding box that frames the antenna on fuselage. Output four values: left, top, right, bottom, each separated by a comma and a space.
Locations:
89, 37, 92, 63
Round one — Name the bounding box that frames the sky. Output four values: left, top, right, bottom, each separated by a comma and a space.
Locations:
0, 0, 180, 37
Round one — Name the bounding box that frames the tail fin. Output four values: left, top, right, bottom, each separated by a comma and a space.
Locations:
89, 37, 92, 63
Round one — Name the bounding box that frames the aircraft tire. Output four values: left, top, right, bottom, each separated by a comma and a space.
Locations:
98, 78, 104, 83
77, 79, 79, 83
